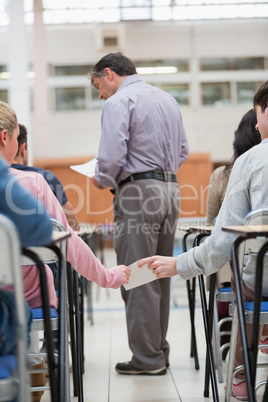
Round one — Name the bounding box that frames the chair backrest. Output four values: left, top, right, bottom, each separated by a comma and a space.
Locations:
0, 213, 30, 402
50, 218, 68, 262
0, 214, 21, 285
243, 209, 268, 255
21, 218, 66, 265
50, 218, 66, 233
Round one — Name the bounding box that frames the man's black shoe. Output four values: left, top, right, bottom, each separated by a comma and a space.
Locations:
115, 361, 167, 375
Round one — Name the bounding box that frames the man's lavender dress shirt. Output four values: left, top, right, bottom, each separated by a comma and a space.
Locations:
95, 74, 189, 188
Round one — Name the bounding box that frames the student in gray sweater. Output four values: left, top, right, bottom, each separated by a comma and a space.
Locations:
139, 80, 268, 401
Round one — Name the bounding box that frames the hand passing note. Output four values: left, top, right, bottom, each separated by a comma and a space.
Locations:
138, 256, 178, 279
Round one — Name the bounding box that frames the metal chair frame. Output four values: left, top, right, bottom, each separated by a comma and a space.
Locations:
0, 213, 31, 402
224, 208, 268, 402
213, 286, 235, 383
23, 218, 71, 402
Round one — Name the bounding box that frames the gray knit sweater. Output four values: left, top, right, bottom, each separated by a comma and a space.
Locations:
177, 138, 268, 296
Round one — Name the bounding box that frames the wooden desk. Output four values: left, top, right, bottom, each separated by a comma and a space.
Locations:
222, 225, 268, 402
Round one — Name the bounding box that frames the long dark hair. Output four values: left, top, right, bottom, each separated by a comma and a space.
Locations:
224, 109, 261, 173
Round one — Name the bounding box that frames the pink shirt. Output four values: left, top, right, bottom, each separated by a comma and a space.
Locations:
10, 168, 125, 309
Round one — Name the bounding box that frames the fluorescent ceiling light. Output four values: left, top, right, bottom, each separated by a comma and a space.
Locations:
0, 72, 11, 79
136, 66, 178, 74
26, 71, 36, 78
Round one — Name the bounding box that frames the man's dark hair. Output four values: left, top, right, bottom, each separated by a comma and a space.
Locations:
16, 123, 28, 157
90, 52, 137, 84
253, 80, 268, 111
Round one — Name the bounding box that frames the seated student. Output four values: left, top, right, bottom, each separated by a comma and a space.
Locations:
206, 109, 261, 357
139, 80, 268, 401
12, 124, 80, 231
0, 155, 53, 356
11, 124, 78, 358
0, 155, 53, 401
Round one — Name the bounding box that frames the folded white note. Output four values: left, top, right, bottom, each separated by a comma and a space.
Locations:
70, 157, 97, 178
123, 260, 157, 290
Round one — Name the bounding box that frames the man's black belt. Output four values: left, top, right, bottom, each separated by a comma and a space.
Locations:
118, 171, 177, 187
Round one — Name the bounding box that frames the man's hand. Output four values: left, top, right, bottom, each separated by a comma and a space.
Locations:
138, 256, 178, 279
91, 176, 106, 190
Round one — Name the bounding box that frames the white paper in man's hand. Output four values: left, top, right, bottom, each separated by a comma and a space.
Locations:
70, 157, 97, 178
123, 260, 157, 290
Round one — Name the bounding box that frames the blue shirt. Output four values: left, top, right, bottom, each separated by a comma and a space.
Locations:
95, 74, 189, 188
11, 163, 68, 206
0, 158, 53, 247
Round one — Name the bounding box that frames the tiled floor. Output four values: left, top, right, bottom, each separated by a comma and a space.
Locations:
42, 248, 267, 402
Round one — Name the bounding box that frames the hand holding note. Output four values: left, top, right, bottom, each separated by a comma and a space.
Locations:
70, 157, 97, 178
123, 259, 157, 290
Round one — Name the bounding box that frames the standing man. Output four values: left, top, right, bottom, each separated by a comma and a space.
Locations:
91, 53, 189, 375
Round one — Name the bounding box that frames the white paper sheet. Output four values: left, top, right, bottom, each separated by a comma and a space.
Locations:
123, 260, 157, 290
70, 157, 97, 178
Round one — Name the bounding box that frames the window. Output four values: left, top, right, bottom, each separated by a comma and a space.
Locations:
201, 83, 231, 106
135, 59, 189, 73
237, 82, 262, 104
161, 83, 189, 105
55, 87, 86, 111
200, 58, 264, 71
0, 90, 8, 103
0, 65, 10, 79
53, 65, 92, 77
91, 86, 103, 110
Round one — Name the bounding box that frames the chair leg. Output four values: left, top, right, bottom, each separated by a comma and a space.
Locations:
80, 278, 85, 374
186, 278, 199, 370
200, 273, 219, 401
67, 263, 79, 397
213, 294, 224, 383
74, 272, 84, 402
262, 376, 268, 401
86, 280, 94, 325
225, 304, 238, 402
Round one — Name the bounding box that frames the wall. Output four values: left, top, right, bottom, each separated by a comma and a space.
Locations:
35, 153, 212, 224
0, 19, 267, 163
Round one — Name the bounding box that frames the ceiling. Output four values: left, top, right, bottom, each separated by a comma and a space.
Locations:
1, 0, 268, 25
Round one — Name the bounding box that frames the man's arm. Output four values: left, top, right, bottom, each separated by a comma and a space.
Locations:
178, 115, 190, 168
94, 102, 129, 188
0, 159, 53, 247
